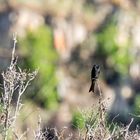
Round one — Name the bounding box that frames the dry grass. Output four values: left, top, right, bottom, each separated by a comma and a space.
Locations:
0, 36, 140, 139
0, 35, 37, 140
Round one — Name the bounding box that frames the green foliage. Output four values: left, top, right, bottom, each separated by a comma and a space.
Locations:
0, 103, 3, 113
19, 25, 59, 109
72, 111, 85, 129
97, 24, 118, 56
134, 94, 140, 115
96, 22, 133, 75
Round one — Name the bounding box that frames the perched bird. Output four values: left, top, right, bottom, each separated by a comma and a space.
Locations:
89, 64, 100, 93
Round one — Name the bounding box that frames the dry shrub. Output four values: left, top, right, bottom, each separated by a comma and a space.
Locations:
0, 35, 37, 140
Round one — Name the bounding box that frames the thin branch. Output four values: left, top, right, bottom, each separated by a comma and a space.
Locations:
124, 118, 134, 139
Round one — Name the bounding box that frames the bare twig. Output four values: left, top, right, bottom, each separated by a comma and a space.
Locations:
124, 118, 134, 139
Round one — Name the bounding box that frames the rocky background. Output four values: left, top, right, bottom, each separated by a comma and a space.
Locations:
0, 0, 140, 138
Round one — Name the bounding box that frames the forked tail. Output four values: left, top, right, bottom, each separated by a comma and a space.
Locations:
89, 80, 96, 93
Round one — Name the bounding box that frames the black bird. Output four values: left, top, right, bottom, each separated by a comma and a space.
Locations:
89, 64, 100, 93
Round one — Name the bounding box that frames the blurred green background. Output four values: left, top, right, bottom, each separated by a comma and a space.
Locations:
0, 0, 140, 138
